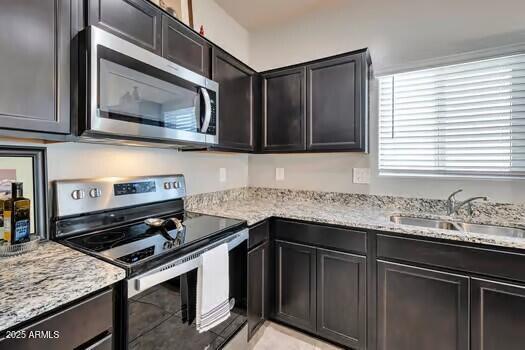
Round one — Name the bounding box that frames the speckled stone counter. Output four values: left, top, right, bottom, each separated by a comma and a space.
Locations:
0, 241, 126, 332
187, 187, 525, 250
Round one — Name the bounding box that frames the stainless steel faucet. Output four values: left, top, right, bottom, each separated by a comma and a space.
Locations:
446, 189, 488, 216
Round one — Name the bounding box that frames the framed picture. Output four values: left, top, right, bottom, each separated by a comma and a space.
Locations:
150, 0, 194, 28
0, 146, 47, 239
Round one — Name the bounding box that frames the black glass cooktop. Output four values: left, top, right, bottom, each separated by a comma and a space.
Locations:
64, 211, 245, 267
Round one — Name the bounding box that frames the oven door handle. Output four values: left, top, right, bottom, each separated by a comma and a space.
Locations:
131, 229, 247, 296
200, 88, 212, 133
135, 255, 200, 293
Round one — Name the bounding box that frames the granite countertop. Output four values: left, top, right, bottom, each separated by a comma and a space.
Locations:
187, 188, 525, 251
0, 241, 126, 332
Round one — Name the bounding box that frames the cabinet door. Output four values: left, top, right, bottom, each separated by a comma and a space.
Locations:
317, 249, 366, 349
262, 68, 306, 152
212, 48, 256, 151
377, 261, 469, 350
274, 240, 316, 332
247, 241, 270, 339
88, 0, 162, 54
162, 15, 211, 77
0, 0, 70, 134
472, 278, 525, 350
0, 289, 113, 350
307, 53, 367, 151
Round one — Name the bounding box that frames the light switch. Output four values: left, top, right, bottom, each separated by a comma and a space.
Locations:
219, 168, 227, 182
275, 168, 285, 181
353, 168, 370, 184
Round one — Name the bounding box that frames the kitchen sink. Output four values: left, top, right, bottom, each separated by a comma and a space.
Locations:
390, 215, 525, 239
389, 216, 458, 230
455, 223, 525, 238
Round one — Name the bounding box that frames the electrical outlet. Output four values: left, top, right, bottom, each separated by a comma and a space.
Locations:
219, 168, 227, 182
275, 168, 285, 181
353, 168, 370, 184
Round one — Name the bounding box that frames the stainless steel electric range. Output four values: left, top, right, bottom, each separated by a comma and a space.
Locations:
52, 175, 248, 350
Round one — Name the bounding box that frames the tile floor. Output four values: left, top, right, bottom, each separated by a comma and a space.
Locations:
225, 322, 342, 350
128, 282, 247, 350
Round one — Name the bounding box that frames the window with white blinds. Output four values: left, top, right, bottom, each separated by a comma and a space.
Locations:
379, 53, 525, 178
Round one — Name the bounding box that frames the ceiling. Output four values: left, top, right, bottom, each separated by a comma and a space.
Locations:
214, 0, 343, 30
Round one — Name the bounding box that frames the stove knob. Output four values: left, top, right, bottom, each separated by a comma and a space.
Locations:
71, 190, 85, 200
163, 182, 172, 190
172, 181, 180, 189
89, 188, 102, 198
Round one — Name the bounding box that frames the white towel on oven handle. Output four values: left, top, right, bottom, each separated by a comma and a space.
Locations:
196, 243, 231, 333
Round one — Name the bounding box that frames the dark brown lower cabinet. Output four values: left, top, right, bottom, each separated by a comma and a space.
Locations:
274, 240, 317, 332
248, 241, 270, 339
471, 278, 525, 350
273, 237, 367, 348
0, 289, 113, 350
317, 249, 366, 349
377, 261, 469, 350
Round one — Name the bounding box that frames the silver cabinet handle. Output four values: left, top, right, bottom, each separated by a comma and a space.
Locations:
200, 88, 212, 133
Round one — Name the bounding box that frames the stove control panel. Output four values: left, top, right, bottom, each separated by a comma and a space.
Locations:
54, 174, 186, 218
114, 181, 156, 196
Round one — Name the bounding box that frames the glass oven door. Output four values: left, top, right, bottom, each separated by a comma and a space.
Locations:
87, 26, 218, 145
126, 241, 247, 350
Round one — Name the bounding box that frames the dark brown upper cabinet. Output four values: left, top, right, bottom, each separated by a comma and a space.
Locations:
307, 52, 368, 151
471, 278, 525, 350
260, 49, 369, 153
162, 15, 211, 78
377, 261, 469, 350
0, 0, 70, 134
212, 48, 258, 151
262, 67, 307, 152
88, 0, 162, 54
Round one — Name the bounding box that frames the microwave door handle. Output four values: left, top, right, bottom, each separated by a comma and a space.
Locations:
200, 87, 212, 133
194, 93, 201, 128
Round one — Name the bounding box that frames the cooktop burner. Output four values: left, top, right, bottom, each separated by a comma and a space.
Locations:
84, 231, 127, 250
63, 211, 245, 269
71, 213, 184, 252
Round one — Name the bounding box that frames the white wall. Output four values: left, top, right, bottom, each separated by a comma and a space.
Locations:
46, 143, 248, 195
0, 139, 248, 195
249, 0, 525, 72
192, 0, 250, 63
247, 0, 525, 203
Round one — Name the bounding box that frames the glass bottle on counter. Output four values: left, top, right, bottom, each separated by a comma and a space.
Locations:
4, 182, 30, 244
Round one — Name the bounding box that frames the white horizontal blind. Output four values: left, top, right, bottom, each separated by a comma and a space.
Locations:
379, 53, 525, 178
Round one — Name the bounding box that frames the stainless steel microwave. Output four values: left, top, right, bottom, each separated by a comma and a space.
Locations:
75, 26, 218, 147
